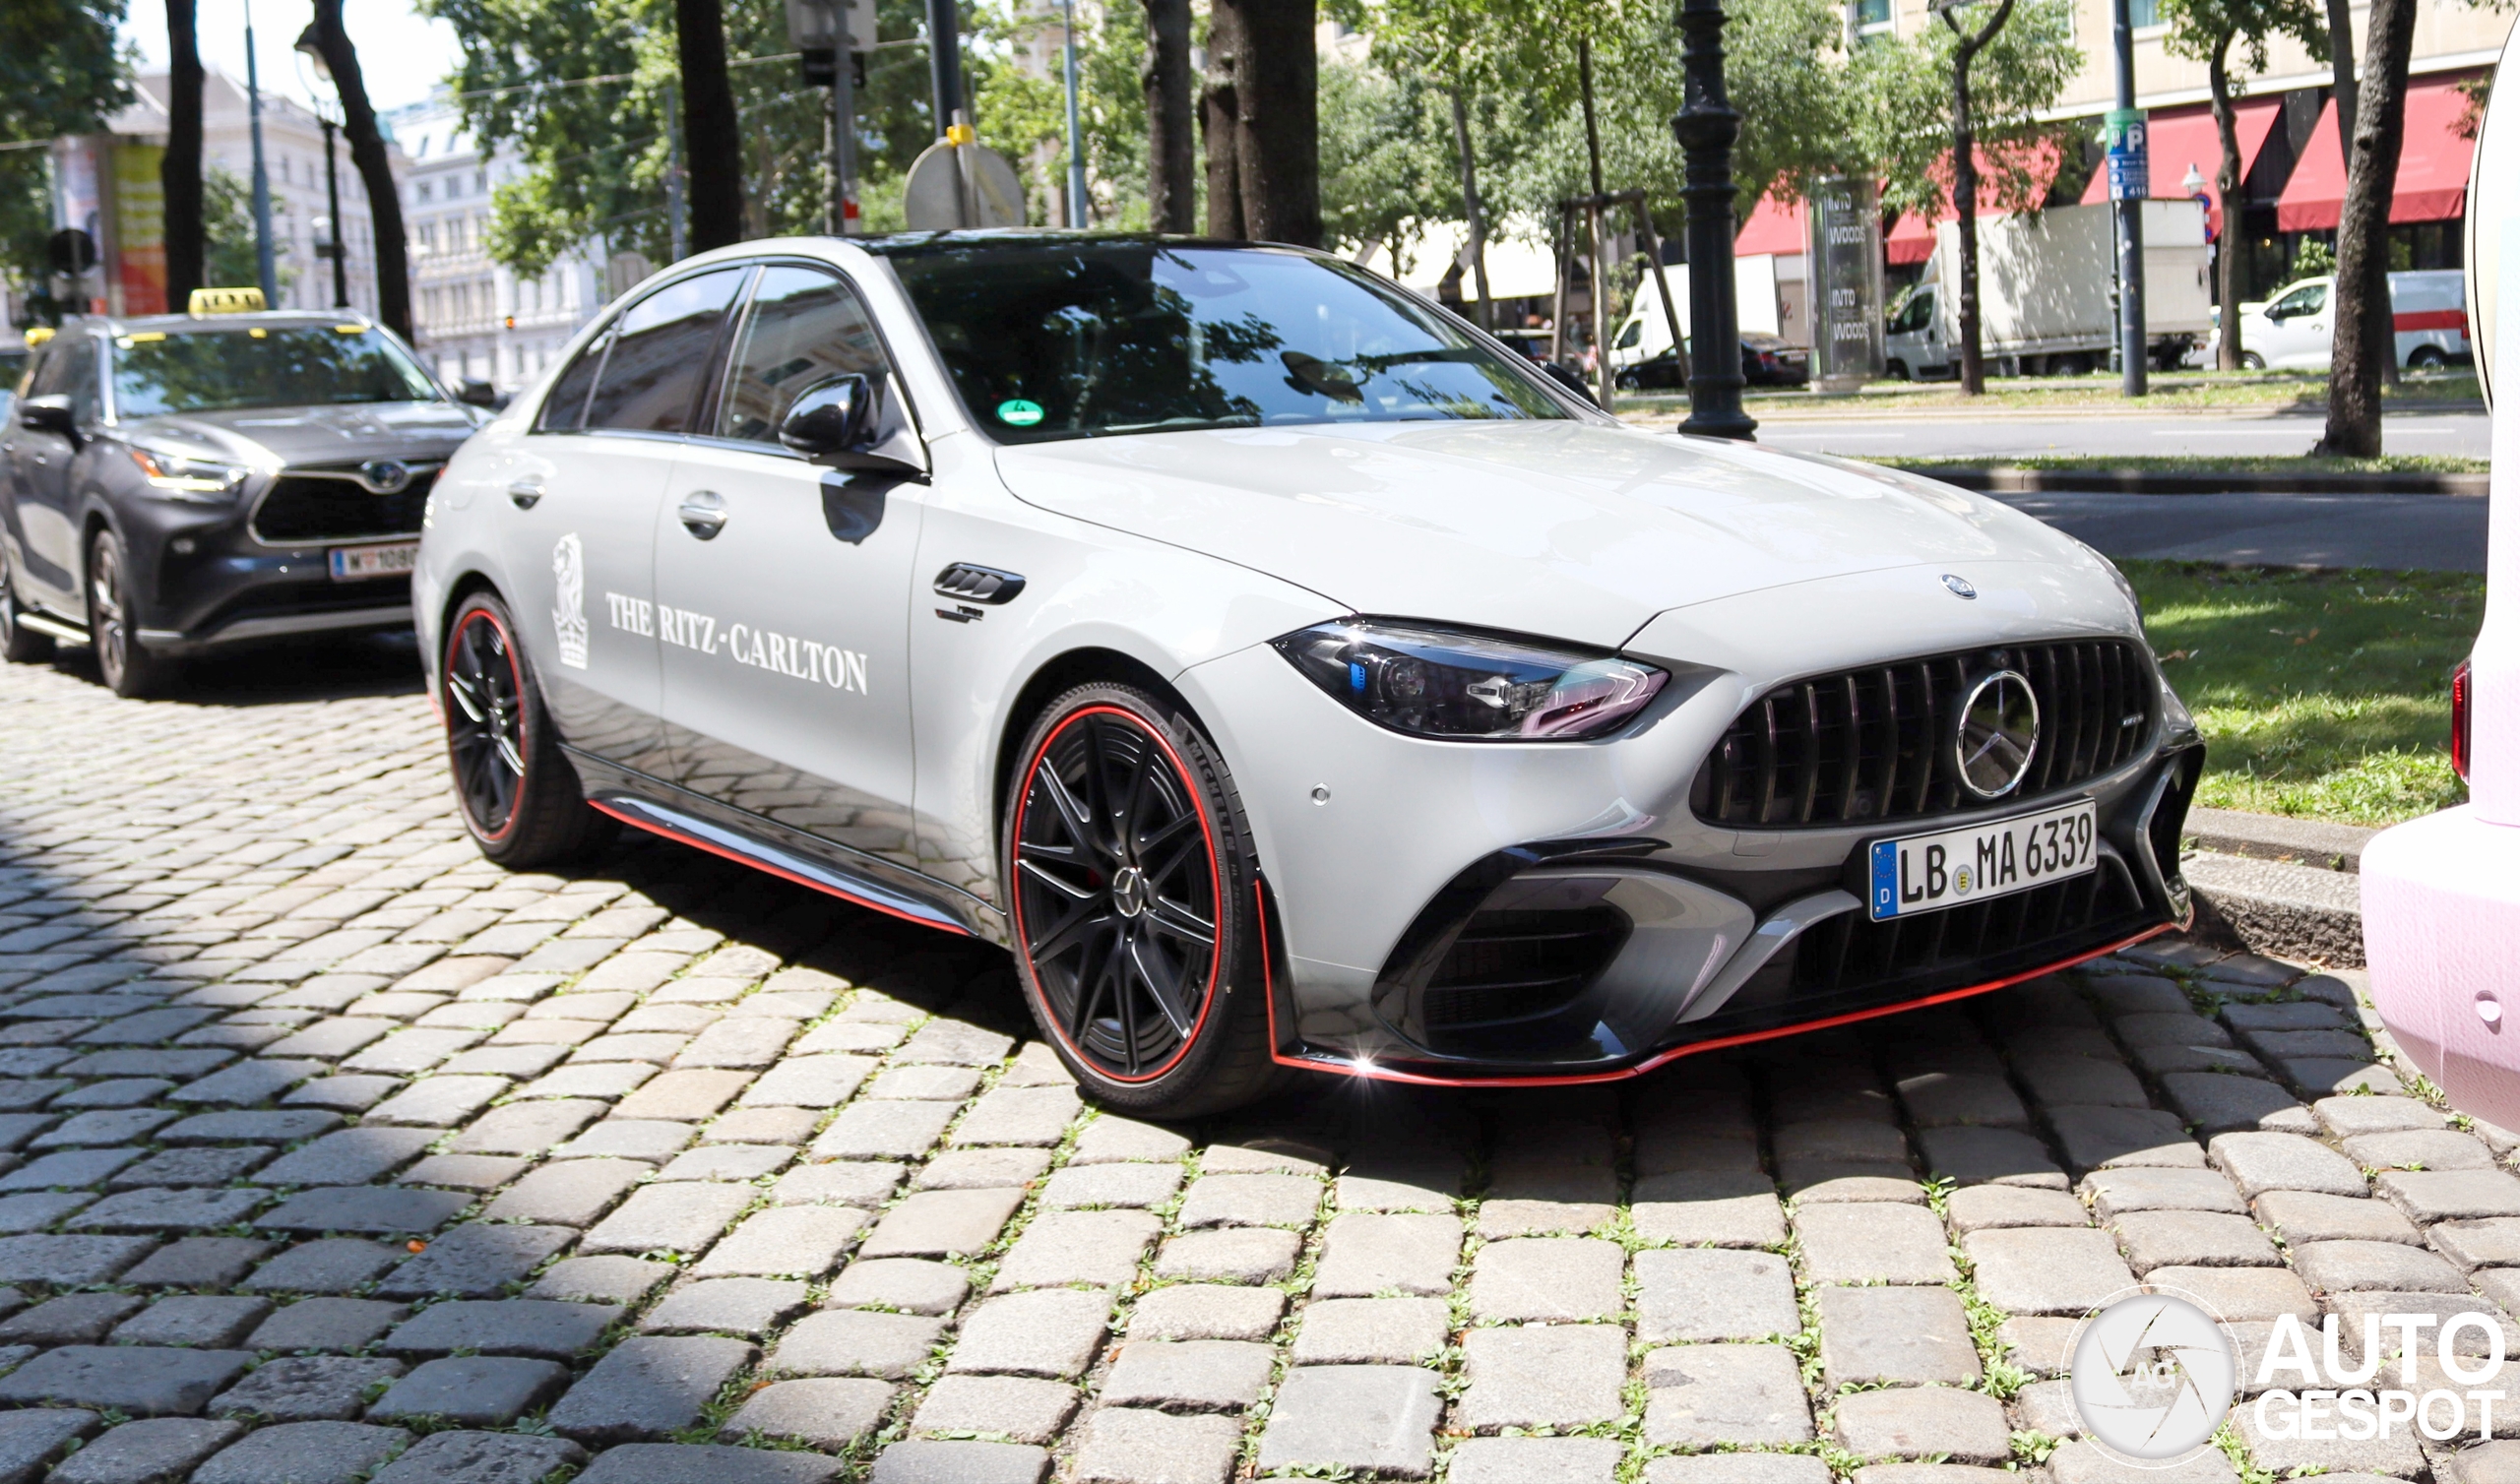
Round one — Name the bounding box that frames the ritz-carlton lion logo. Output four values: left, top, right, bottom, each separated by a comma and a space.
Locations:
552, 533, 589, 670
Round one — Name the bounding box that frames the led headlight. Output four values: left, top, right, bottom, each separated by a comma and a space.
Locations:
127, 445, 248, 500
1274, 619, 1668, 741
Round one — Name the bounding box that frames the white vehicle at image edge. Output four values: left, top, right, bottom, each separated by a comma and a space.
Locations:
2208, 269, 2473, 371
413, 233, 2205, 1115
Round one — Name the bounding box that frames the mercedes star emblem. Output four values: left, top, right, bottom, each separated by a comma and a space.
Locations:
1955, 669, 2040, 797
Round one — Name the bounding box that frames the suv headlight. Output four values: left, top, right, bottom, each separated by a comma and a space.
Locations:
127, 445, 249, 500
1274, 619, 1669, 741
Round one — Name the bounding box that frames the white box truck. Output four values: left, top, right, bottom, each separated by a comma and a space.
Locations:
1882, 199, 2212, 379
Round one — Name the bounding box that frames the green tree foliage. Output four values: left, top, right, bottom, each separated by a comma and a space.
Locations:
1316, 57, 1458, 259
970, 0, 1152, 227
1, 0, 132, 311
1852, 0, 2083, 223
203, 163, 275, 291
424, 0, 969, 275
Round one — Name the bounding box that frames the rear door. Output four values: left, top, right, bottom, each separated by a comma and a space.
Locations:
500, 266, 751, 777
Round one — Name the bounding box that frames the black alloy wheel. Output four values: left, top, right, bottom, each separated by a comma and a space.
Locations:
445, 604, 528, 841
0, 545, 52, 664
439, 591, 614, 866
86, 529, 165, 697
1006, 683, 1280, 1115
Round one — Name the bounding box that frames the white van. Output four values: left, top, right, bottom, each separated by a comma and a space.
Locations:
2214, 269, 2471, 370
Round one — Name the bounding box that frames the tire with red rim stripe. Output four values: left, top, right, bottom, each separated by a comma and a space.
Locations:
1005, 683, 1282, 1116
441, 590, 615, 867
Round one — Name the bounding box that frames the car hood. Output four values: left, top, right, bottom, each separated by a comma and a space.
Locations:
991, 419, 2109, 649
119, 402, 482, 468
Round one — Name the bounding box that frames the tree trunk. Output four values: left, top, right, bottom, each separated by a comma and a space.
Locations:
1447, 85, 1491, 330
162, 0, 204, 307
1201, 0, 1244, 237
308, 0, 410, 340
1231, 0, 1320, 245
2324, 0, 2357, 162
1944, 0, 2014, 398
673, 0, 745, 253
1953, 79, 1982, 394
1141, 0, 1195, 233
2315, 0, 2415, 457
2209, 35, 2245, 370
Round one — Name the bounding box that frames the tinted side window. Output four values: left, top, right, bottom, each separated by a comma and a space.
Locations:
538, 328, 610, 432
584, 268, 749, 433
716, 267, 893, 444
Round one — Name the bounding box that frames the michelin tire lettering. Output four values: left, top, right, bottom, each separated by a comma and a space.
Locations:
603, 591, 869, 694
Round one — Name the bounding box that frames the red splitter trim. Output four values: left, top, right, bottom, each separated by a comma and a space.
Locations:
1259, 916, 2177, 1089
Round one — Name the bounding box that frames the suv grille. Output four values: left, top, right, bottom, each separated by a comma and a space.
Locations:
1692, 641, 2153, 829
252, 472, 436, 545
1421, 906, 1628, 1029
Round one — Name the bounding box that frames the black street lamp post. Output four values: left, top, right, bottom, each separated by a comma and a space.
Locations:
1670, 0, 1756, 440
318, 117, 347, 309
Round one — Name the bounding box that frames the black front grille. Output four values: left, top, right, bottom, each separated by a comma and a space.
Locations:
1792, 857, 2145, 996
1692, 640, 2154, 829
1421, 906, 1628, 1029
252, 472, 436, 544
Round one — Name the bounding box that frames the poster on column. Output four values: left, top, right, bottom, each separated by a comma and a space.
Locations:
114, 143, 167, 316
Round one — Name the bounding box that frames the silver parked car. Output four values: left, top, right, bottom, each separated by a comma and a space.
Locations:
415, 233, 2204, 1116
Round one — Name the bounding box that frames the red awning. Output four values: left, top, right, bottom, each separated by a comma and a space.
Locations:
2277, 77, 2481, 231
1735, 191, 1808, 256
2079, 97, 2283, 237
1886, 142, 2064, 266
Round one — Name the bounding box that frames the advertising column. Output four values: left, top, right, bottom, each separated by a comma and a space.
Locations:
114, 142, 168, 316
1808, 176, 1885, 390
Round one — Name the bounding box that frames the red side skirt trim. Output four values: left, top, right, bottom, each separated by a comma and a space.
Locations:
589, 799, 974, 937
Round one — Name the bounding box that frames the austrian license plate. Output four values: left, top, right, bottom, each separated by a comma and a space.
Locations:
329, 542, 417, 581
1866, 799, 2097, 921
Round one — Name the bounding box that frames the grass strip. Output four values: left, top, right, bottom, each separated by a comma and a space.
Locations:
2122, 560, 2480, 825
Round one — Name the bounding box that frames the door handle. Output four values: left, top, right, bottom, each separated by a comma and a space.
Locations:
507, 477, 544, 509
677, 490, 728, 539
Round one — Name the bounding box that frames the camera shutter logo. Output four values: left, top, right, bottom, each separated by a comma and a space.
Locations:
552, 533, 589, 670
2071, 1294, 2236, 1459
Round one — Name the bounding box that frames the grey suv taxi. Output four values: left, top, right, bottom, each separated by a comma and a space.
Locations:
0, 309, 483, 695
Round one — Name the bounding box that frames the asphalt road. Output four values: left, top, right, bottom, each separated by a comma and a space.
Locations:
1753, 408, 2490, 461
1990, 488, 2488, 572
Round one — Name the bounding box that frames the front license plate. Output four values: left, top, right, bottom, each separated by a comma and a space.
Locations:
1867, 800, 2097, 921
329, 542, 417, 581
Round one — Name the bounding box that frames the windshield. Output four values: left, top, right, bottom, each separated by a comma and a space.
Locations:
110, 325, 441, 416
888, 241, 1570, 442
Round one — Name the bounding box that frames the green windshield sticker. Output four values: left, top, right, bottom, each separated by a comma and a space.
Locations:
996, 399, 1044, 427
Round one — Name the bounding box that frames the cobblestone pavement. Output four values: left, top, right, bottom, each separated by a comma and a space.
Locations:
1, 640, 2517, 1484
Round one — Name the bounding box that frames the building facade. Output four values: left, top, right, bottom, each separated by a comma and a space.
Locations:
386, 93, 604, 395
113, 71, 402, 317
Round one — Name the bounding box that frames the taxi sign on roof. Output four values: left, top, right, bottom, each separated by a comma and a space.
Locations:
189, 287, 267, 316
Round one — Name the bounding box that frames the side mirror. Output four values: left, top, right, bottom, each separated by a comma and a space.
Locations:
1539, 360, 1599, 408
18, 395, 76, 441
780, 375, 922, 475
457, 379, 502, 409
